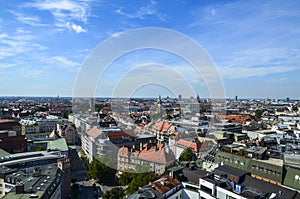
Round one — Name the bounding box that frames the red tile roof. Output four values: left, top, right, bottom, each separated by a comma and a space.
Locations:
175, 139, 202, 153
153, 176, 180, 194
138, 147, 174, 165
0, 119, 18, 124
107, 131, 135, 141
151, 121, 173, 135
86, 127, 103, 139
218, 114, 252, 123
119, 144, 175, 165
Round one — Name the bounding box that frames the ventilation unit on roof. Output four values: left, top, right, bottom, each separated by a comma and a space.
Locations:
270, 193, 276, 199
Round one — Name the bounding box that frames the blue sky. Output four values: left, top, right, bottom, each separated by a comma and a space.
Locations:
0, 0, 299, 99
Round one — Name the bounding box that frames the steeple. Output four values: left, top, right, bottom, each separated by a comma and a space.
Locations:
196, 94, 200, 103
158, 95, 162, 105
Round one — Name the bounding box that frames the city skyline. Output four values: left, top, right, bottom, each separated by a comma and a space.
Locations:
1, 0, 300, 98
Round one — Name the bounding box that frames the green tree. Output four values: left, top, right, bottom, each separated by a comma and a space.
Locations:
79, 150, 89, 164
292, 106, 298, 112
119, 171, 135, 186
255, 109, 263, 119
102, 187, 124, 199
32, 106, 49, 114
126, 171, 157, 195
36, 145, 46, 151
88, 158, 116, 185
62, 110, 72, 119
71, 177, 77, 184
179, 148, 195, 162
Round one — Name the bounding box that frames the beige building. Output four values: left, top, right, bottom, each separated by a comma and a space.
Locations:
118, 144, 175, 174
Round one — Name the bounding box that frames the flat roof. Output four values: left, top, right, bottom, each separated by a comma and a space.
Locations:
251, 130, 277, 134
243, 175, 299, 199
0, 149, 10, 158
3, 163, 61, 199
255, 158, 283, 167
182, 168, 209, 185
47, 138, 68, 151
214, 165, 250, 179
0, 152, 62, 166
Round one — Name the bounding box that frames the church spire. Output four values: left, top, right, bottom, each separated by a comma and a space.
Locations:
196, 94, 200, 103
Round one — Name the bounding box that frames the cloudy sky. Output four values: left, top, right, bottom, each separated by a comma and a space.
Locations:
0, 0, 299, 99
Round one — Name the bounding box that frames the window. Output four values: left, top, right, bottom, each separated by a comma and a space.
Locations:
226, 195, 236, 199
200, 185, 212, 194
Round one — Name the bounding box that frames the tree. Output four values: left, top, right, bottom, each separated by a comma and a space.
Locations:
71, 177, 77, 184
119, 171, 135, 186
79, 150, 89, 164
88, 158, 116, 185
36, 145, 46, 151
126, 171, 157, 195
32, 106, 49, 114
179, 148, 195, 162
102, 187, 124, 199
255, 109, 263, 119
292, 106, 298, 112
62, 110, 72, 119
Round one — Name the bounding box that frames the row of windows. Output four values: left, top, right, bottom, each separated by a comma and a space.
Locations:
219, 156, 245, 165
251, 165, 281, 176
218, 156, 282, 177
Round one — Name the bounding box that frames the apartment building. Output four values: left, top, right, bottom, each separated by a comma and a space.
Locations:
118, 143, 175, 174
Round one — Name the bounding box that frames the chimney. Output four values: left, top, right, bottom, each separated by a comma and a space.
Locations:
15, 182, 24, 194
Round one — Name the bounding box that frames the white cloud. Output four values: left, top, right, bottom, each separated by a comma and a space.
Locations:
25, 0, 90, 22
279, 77, 288, 81
0, 33, 8, 39
50, 56, 80, 68
0, 63, 14, 69
220, 65, 296, 79
21, 68, 45, 77
66, 22, 87, 33
218, 48, 300, 79
24, 0, 91, 32
0, 30, 38, 59
115, 1, 166, 21
111, 31, 124, 38
10, 11, 47, 26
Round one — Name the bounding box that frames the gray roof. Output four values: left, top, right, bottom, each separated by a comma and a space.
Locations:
182, 168, 209, 184
243, 175, 300, 199
127, 187, 162, 199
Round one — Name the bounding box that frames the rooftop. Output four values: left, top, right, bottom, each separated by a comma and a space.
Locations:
127, 175, 181, 199
0, 119, 19, 124
175, 138, 202, 153
243, 175, 300, 199
204, 165, 300, 199
47, 138, 68, 152
86, 127, 103, 139
0, 148, 10, 158
182, 168, 209, 185
3, 163, 63, 199
255, 157, 284, 167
